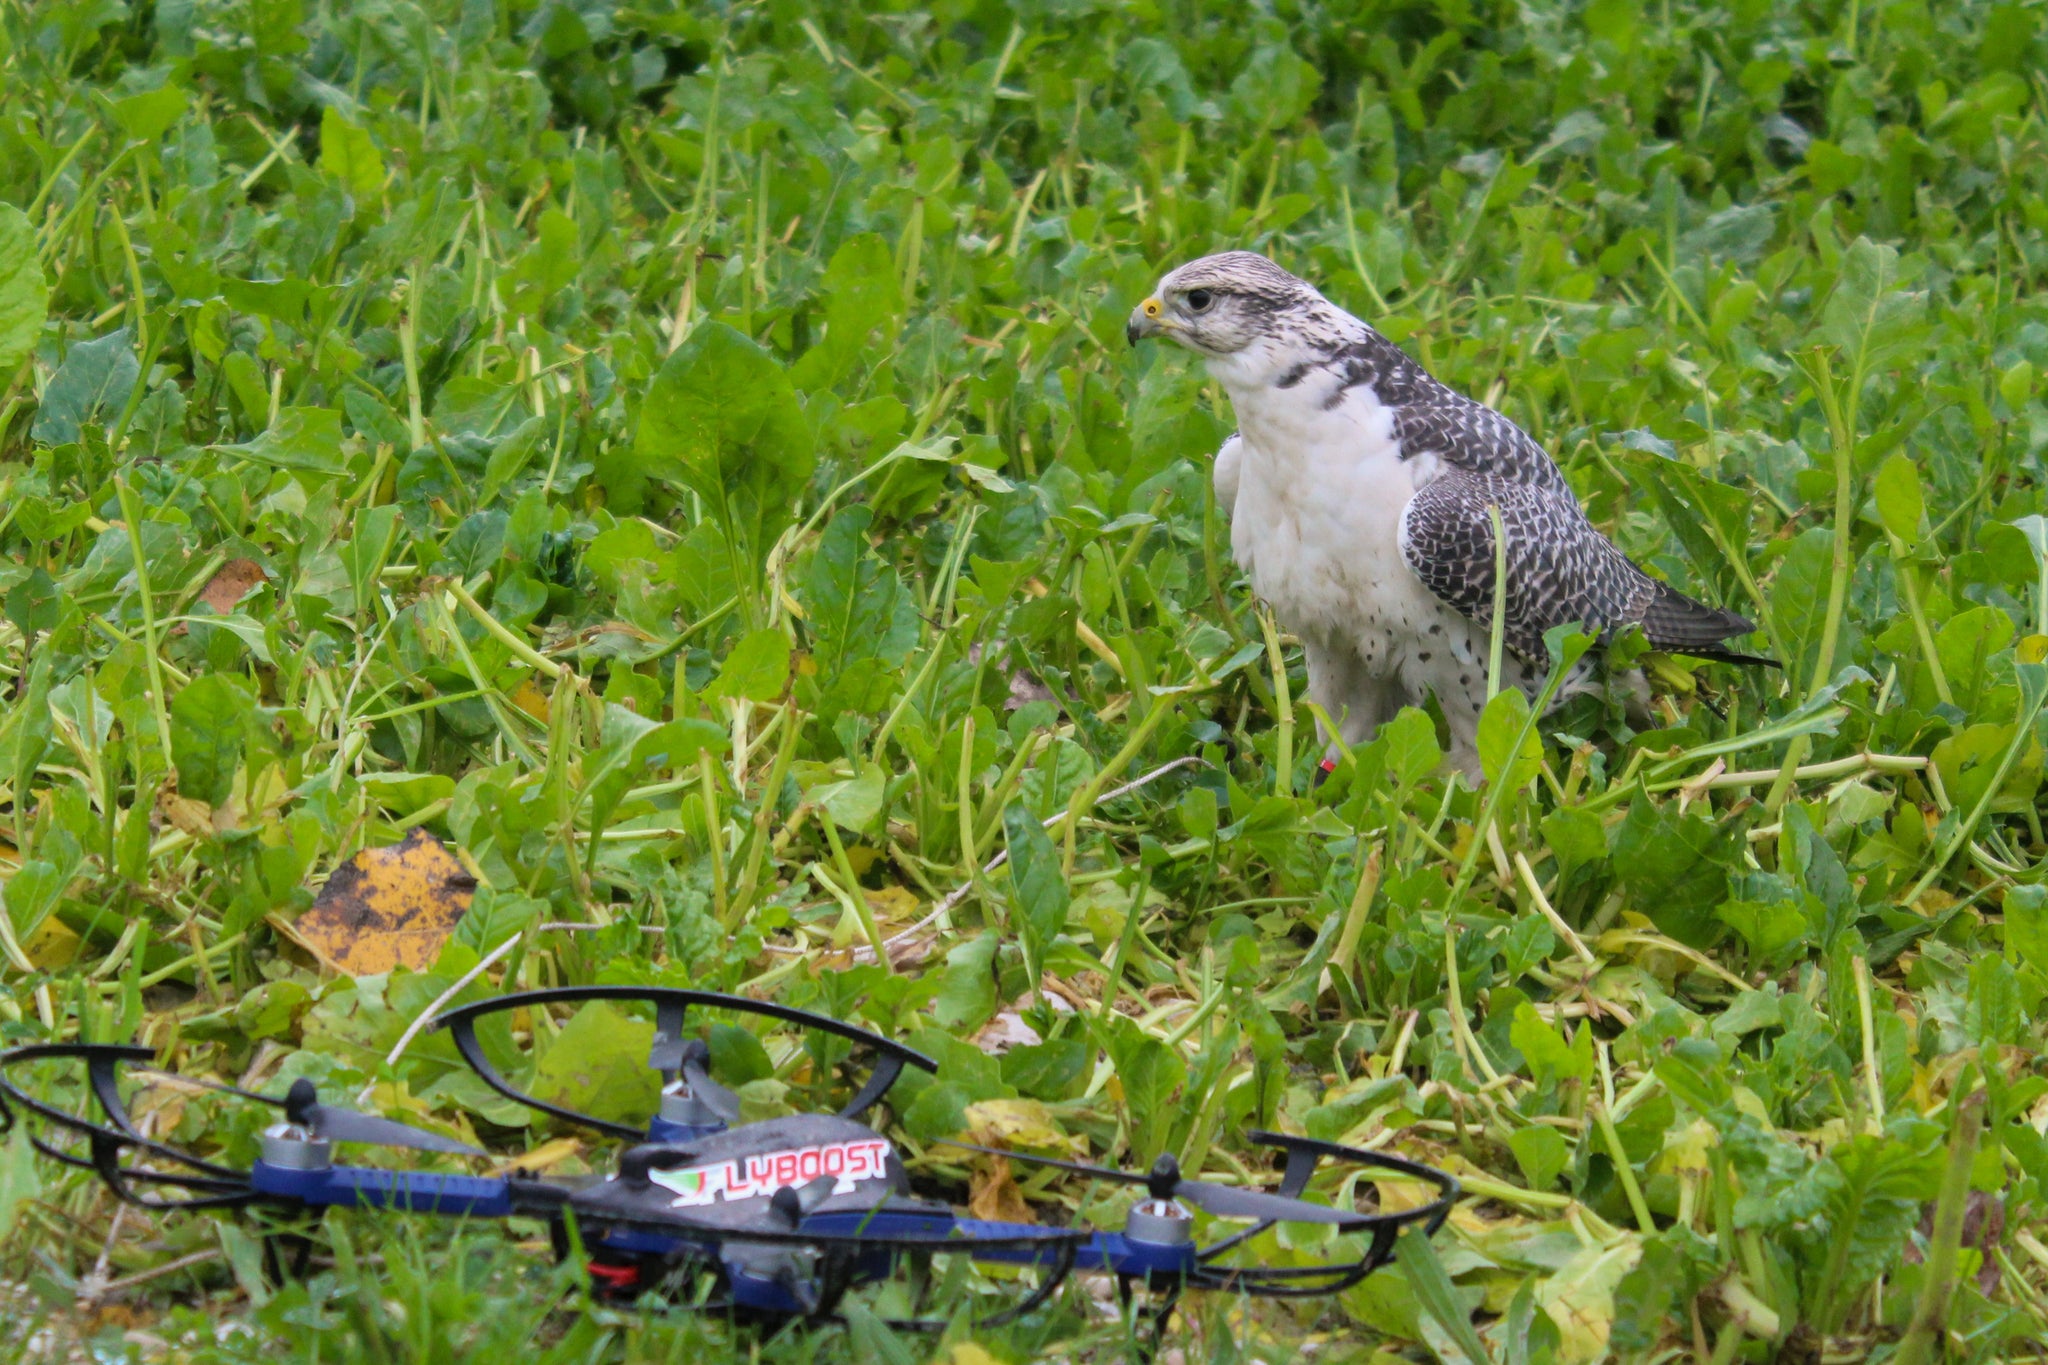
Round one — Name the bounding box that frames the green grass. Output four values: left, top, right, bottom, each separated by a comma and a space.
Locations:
2, 0, 2048, 1360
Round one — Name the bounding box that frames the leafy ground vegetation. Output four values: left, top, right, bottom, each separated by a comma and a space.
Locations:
2, 0, 2048, 1361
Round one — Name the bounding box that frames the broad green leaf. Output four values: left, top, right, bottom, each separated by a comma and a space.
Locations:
111, 84, 187, 141
341, 504, 400, 610
1716, 897, 1811, 966
170, 673, 256, 807
1002, 802, 1068, 982
31, 328, 138, 445
1506, 1123, 1569, 1192
706, 628, 792, 703
0, 204, 48, 375
1509, 1002, 1591, 1086
5, 566, 61, 638
529, 1002, 661, 1126
1612, 797, 1739, 948
586, 710, 728, 832
1817, 237, 1928, 376
636, 322, 815, 572
1380, 706, 1443, 784
1769, 527, 1845, 697
318, 106, 385, 199
808, 766, 885, 833
218, 406, 345, 473
934, 933, 999, 1031
1107, 1028, 1184, 1139
0, 1125, 39, 1244
1873, 453, 1924, 543
502, 209, 580, 316
2004, 885, 2048, 968
1540, 806, 1607, 879
1477, 686, 1542, 789
2001, 360, 2035, 413
791, 233, 902, 392
799, 506, 919, 714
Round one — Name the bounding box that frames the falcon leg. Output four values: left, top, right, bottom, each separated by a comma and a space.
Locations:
1301, 638, 1397, 772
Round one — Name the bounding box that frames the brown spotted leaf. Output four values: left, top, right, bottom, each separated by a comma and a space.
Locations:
294, 829, 474, 975
196, 558, 266, 614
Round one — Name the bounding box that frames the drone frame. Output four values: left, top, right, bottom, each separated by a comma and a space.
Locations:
0, 990, 1461, 1335
430, 985, 939, 1138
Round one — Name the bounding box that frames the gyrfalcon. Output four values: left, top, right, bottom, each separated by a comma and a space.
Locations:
1126, 250, 1771, 774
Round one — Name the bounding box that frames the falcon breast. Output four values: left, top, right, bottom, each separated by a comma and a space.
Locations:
1126, 250, 1770, 774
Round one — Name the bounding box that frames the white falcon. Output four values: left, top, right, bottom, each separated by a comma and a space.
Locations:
1126, 250, 1771, 774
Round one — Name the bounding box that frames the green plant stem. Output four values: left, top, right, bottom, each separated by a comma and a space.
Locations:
1890, 536, 1953, 706
1097, 870, 1150, 1026
1327, 840, 1383, 984
699, 751, 730, 926
1902, 664, 2048, 906
1059, 698, 1177, 878
114, 478, 176, 778
820, 814, 890, 971
1255, 606, 1294, 794
955, 712, 977, 878
1595, 1103, 1655, 1234
1895, 1086, 1985, 1365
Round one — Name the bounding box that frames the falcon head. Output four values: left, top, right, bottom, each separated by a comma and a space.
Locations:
1126, 251, 1320, 355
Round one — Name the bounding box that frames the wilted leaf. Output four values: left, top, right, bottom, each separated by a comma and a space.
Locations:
195, 558, 267, 615
293, 829, 475, 975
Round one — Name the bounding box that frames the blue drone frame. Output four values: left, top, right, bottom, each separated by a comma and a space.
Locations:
0, 985, 1458, 1329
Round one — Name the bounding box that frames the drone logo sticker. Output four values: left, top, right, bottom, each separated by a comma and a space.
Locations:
652, 1138, 892, 1208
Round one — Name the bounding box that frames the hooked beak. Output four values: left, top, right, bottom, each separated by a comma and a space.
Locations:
1126, 296, 1167, 346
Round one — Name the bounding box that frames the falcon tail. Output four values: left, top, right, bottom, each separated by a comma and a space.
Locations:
1641, 583, 1780, 669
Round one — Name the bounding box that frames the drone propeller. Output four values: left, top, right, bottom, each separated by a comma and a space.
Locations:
767, 1175, 839, 1230
675, 1041, 742, 1124
942, 1141, 1368, 1228
282, 1079, 483, 1156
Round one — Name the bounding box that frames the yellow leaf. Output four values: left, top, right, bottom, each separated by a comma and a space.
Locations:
291, 829, 474, 976
963, 1098, 1081, 1155
863, 884, 918, 925
945, 1346, 1004, 1365
23, 916, 79, 969
1537, 1241, 1642, 1363
510, 678, 550, 723
494, 1136, 583, 1176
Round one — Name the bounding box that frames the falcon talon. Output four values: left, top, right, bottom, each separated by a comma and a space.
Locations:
1129, 251, 1778, 777
0, 986, 1455, 1333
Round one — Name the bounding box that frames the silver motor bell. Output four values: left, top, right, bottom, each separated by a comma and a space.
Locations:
259, 1121, 333, 1171
659, 1079, 725, 1127
1124, 1197, 1195, 1247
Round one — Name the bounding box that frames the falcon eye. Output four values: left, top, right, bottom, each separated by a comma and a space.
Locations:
1185, 288, 1214, 313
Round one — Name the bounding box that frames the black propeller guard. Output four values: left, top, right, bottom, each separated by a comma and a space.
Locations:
428, 986, 937, 1139
0, 1043, 261, 1209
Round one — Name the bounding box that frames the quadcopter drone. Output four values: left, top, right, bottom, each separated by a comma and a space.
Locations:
0, 986, 1457, 1329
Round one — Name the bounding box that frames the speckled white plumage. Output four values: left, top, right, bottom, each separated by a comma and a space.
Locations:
1131, 250, 1764, 776
1211, 327, 1505, 767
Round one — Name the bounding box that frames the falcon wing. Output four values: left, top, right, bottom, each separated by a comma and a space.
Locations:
1213, 432, 1243, 515
1398, 467, 1765, 665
